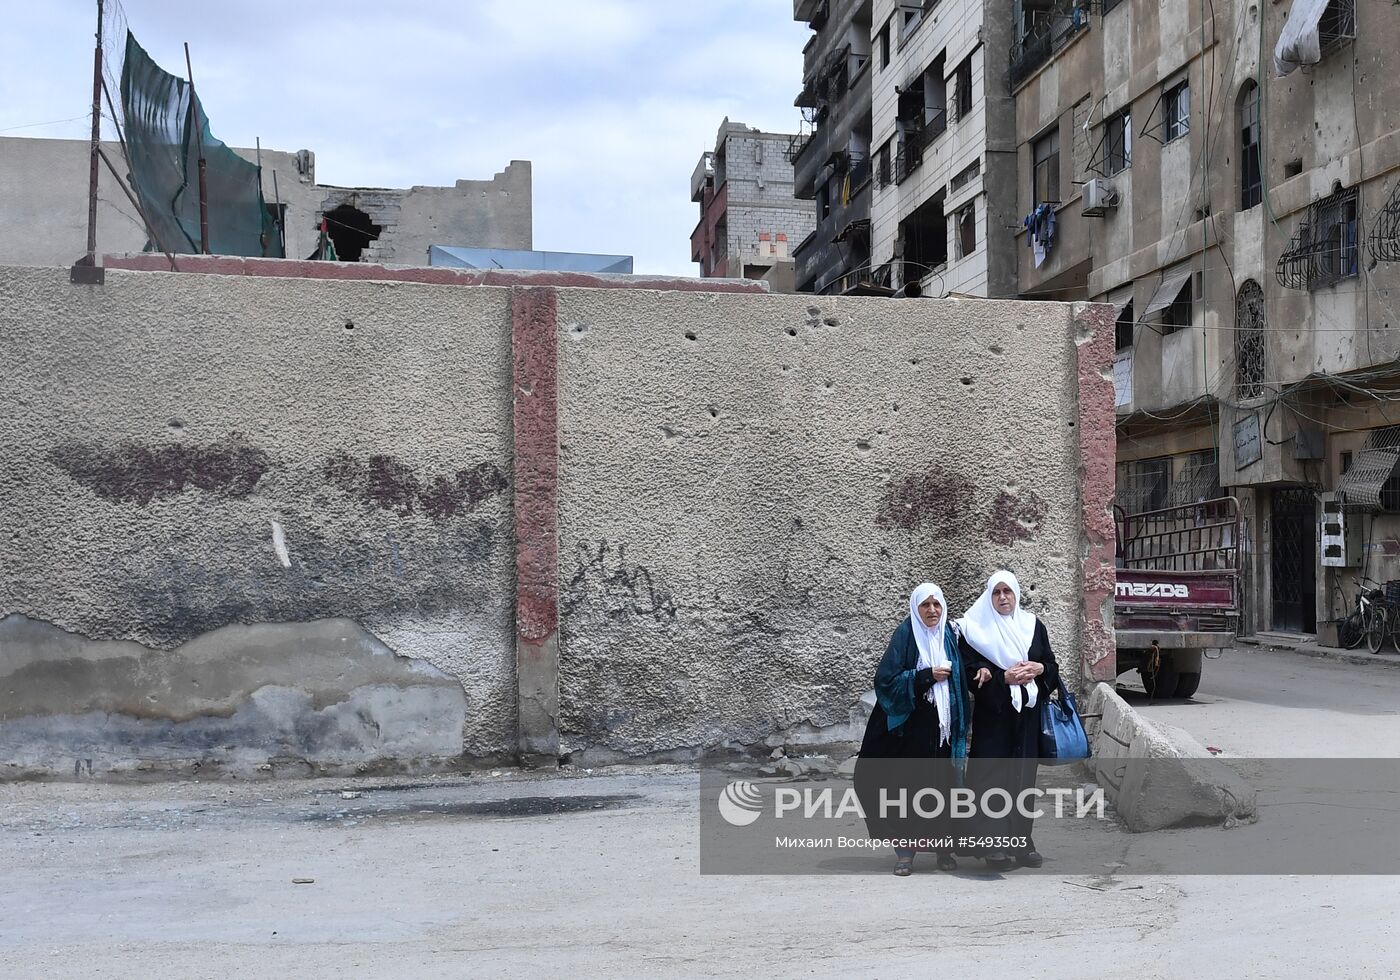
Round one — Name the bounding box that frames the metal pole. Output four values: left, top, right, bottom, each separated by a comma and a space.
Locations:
82, 0, 104, 268
183, 42, 209, 254
271, 169, 285, 256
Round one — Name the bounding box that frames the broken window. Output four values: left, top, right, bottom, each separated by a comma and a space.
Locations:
1319, 0, 1356, 54
952, 54, 974, 122
1161, 277, 1193, 334
900, 193, 948, 284
879, 18, 891, 69
1115, 299, 1135, 351
877, 138, 893, 188
1032, 127, 1060, 207
955, 203, 976, 259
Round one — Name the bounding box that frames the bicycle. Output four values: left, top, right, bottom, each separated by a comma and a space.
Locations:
1339, 577, 1390, 654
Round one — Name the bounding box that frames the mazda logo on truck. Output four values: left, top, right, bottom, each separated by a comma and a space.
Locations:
1116, 582, 1191, 599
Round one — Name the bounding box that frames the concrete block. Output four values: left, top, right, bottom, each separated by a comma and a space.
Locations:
1086, 683, 1256, 832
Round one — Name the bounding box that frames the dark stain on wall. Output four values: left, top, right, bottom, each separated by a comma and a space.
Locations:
562, 540, 677, 622
875, 466, 977, 531
120, 521, 501, 648
48, 433, 270, 506
988, 490, 1048, 546
324, 452, 508, 519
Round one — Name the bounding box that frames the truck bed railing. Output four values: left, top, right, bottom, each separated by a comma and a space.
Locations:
1113, 496, 1241, 574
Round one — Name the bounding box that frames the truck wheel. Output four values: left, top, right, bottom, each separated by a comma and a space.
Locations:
1175, 672, 1201, 699
1140, 663, 1178, 700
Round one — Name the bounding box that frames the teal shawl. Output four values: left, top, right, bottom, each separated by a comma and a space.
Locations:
873, 616, 971, 777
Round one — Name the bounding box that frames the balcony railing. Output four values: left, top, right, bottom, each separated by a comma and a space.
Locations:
1010, 1, 1088, 90
895, 141, 923, 185
919, 109, 947, 148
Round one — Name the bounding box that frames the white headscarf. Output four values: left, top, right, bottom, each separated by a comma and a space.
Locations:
909, 582, 953, 746
956, 571, 1039, 712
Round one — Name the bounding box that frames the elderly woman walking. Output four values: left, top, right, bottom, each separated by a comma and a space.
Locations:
854, 582, 971, 877
957, 570, 1060, 870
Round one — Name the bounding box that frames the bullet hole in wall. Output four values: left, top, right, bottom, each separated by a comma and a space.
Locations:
910, 357, 920, 365
824, 380, 834, 389
344, 319, 354, 332
823, 316, 840, 327
168, 418, 184, 429
892, 402, 900, 412
708, 405, 719, 418
807, 306, 821, 316
786, 327, 798, 337
856, 439, 871, 451
960, 377, 973, 385
684, 330, 697, 341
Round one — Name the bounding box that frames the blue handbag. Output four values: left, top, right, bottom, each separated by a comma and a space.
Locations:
1039, 678, 1091, 765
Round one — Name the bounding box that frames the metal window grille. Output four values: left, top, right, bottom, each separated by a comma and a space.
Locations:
1117, 458, 1171, 515
1368, 179, 1400, 263
1089, 110, 1131, 177
1276, 188, 1359, 290
1235, 280, 1266, 399
1166, 450, 1223, 507
1338, 426, 1400, 511
1319, 0, 1356, 53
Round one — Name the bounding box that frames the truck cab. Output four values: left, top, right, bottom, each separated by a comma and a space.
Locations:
1113, 496, 1242, 698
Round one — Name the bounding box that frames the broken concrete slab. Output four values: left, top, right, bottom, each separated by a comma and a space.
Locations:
0, 615, 467, 779
1085, 683, 1256, 832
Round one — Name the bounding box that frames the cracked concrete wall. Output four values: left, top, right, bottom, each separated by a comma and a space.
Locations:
0, 267, 516, 776
554, 290, 1097, 761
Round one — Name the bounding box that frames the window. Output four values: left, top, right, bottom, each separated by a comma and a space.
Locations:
1235, 280, 1266, 399
955, 203, 976, 259
1162, 277, 1193, 334
950, 158, 981, 192
952, 54, 973, 122
1239, 81, 1262, 210
1315, 188, 1359, 288
1032, 127, 1060, 207
876, 138, 892, 188
1115, 300, 1135, 351
817, 182, 831, 221
900, 194, 948, 281
1319, 0, 1356, 54
1118, 457, 1172, 514
1163, 80, 1190, 142
1095, 109, 1131, 177
879, 19, 891, 69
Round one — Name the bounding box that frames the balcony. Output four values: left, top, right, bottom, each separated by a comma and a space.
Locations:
1010, 1, 1088, 90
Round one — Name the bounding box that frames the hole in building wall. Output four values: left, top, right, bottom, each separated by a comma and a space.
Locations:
344, 319, 355, 331
707, 405, 719, 418
786, 327, 798, 337
685, 330, 698, 341
960, 377, 973, 386
322, 204, 382, 263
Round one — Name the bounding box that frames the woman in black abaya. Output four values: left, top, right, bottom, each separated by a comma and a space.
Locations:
957, 570, 1059, 870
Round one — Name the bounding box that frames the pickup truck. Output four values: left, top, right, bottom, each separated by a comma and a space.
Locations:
1113, 496, 1242, 698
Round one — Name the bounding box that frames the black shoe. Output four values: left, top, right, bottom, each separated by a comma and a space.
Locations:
1015, 850, 1044, 869
983, 849, 1012, 870
936, 851, 958, 872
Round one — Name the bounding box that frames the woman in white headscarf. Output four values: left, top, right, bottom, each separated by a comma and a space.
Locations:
854, 582, 970, 877
957, 570, 1060, 871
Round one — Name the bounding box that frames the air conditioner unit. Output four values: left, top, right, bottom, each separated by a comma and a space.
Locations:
1082, 178, 1120, 216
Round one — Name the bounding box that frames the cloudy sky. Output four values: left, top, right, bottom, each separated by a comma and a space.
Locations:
0, 0, 810, 275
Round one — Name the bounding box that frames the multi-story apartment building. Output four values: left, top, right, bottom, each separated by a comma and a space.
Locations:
690, 119, 815, 291
1010, 0, 1400, 638
790, 0, 875, 294
868, 0, 1019, 297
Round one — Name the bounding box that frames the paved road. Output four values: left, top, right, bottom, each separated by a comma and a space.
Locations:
1, 645, 1398, 978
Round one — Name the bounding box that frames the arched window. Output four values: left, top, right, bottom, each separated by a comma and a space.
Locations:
1236, 280, 1266, 398
1239, 81, 1262, 210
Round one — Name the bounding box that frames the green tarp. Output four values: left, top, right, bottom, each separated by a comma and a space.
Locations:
119, 31, 282, 257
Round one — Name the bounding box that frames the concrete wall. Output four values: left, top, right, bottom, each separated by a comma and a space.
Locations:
0, 261, 1113, 776
0, 137, 530, 268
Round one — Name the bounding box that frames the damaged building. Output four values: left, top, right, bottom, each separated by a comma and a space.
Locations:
0, 136, 531, 267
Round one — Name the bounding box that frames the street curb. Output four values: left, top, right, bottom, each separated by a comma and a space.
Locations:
1235, 636, 1400, 670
